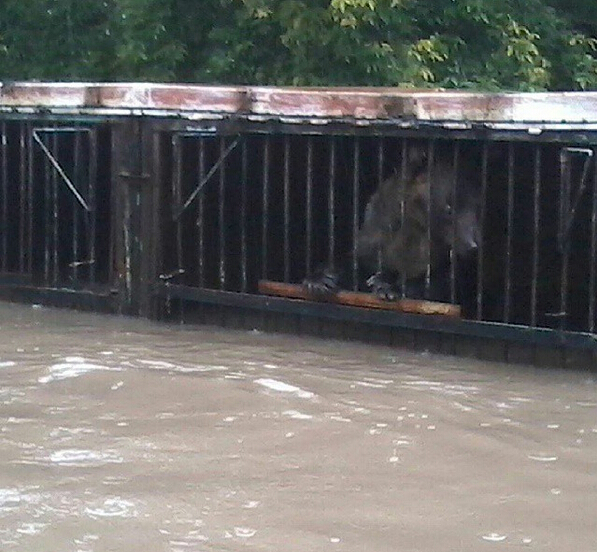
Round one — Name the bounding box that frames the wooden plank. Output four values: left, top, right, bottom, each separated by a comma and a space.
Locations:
258, 280, 461, 317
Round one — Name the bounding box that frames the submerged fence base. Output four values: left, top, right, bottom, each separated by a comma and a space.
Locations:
0, 275, 594, 370
152, 284, 597, 371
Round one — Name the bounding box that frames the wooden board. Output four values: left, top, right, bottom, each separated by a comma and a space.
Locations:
258, 280, 461, 318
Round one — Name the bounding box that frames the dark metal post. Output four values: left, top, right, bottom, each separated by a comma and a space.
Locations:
476, 142, 488, 321
1, 122, 7, 273
283, 136, 290, 282
19, 124, 27, 273
376, 139, 384, 277
27, 123, 33, 275
504, 142, 514, 323
425, 140, 435, 298
352, 137, 360, 291
218, 137, 226, 290
531, 146, 541, 327
241, 138, 248, 292
88, 130, 98, 285
51, 131, 59, 285
590, 148, 597, 333
261, 137, 270, 279
450, 142, 460, 304
328, 137, 336, 268
305, 136, 313, 279
197, 138, 205, 288
558, 148, 570, 331
400, 138, 408, 298
172, 134, 183, 276
112, 117, 155, 316
71, 129, 80, 283
43, 132, 51, 284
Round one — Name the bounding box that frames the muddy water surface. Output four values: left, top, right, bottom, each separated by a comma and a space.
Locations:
0, 302, 595, 551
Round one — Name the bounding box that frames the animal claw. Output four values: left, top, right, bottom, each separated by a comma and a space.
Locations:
366, 273, 397, 301
302, 268, 340, 297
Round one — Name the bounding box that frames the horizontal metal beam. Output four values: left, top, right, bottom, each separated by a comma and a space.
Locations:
0, 284, 117, 312
155, 284, 597, 352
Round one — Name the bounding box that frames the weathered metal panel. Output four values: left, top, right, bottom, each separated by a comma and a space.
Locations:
3, 82, 597, 125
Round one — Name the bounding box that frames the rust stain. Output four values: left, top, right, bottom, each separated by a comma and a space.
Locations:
2, 82, 597, 124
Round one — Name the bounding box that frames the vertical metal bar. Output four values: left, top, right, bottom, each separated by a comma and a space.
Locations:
305, 136, 313, 279
150, 127, 162, 305
72, 129, 81, 282
376, 138, 384, 276
27, 123, 33, 275
425, 140, 434, 298
283, 136, 290, 282
197, 137, 205, 287
560, 238, 569, 331
88, 130, 98, 284
559, 149, 571, 251
109, 126, 116, 288
19, 124, 26, 273
240, 137, 248, 293
476, 142, 488, 320
1, 122, 7, 272
531, 145, 541, 327
328, 137, 336, 267
450, 142, 460, 304
504, 142, 514, 323
52, 130, 59, 285
261, 137, 269, 279
559, 149, 569, 332
172, 134, 183, 275
218, 136, 226, 290
43, 133, 51, 283
352, 137, 360, 291
589, 148, 597, 333
400, 139, 408, 298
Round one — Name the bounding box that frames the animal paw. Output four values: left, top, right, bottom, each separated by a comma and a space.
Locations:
366, 273, 397, 301
302, 268, 340, 297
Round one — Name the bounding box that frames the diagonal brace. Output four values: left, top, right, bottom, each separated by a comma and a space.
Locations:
559, 147, 593, 251
174, 134, 242, 221
33, 130, 91, 212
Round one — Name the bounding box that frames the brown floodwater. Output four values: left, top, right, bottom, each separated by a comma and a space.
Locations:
0, 301, 595, 551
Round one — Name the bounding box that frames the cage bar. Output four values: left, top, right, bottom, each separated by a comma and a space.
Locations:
425, 140, 435, 298
504, 142, 514, 323
241, 138, 248, 293
261, 137, 270, 280
351, 138, 360, 291
283, 136, 290, 283
172, 134, 183, 278
19, 124, 26, 273
531, 145, 541, 327
376, 138, 384, 277
72, 129, 81, 283
450, 141, 460, 304
1, 122, 7, 273
88, 129, 98, 284
328, 137, 336, 268
590, 148, 597, 333
476, 142, 488, 321
197, 137, 206, 288
218, 137, 226, 290
305, 136, 313, 279
400, 138, 408, 299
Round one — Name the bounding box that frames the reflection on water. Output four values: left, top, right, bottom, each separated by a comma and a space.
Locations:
0, 301, 596, 551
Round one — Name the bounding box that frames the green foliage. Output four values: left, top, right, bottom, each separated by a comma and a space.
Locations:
0, 0, 596, 90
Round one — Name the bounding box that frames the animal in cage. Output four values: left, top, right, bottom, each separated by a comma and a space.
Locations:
304, 144, 482, 304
